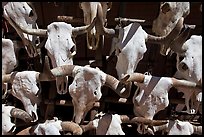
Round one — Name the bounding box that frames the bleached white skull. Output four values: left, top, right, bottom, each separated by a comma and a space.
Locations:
153, 119, 202, 135
2, 38, 17, 99
172, 35, 202, 114
16, 117, 83, 135
11, 71, 41, 122
3, 2, 40, 57
2, 38, 17, 74
45, 22, 77, 95
50, 65, 127, 124
2, 104, 32, 135
110, 18, 184, 97
152, 2, 190, 55
92, 113, 125, 135
120, 72, 201, 134
10, 18, 96, 95
79, 2, 112, 50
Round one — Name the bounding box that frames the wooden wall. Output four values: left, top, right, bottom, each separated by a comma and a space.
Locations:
6, 3, 202, 133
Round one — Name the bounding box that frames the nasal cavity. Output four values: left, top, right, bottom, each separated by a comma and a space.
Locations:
35, 39, 40, 45
29, 10, 34, 17
70, 46, 76, 56
32, 112, 37, 121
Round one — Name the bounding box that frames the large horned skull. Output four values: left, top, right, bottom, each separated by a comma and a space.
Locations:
3, 2, 40, 57
50, 65, 127, 124
8, 14, 96, 94
79, 2, 112, 50
152, 2, 190, 55
10, 71, 41, 122
110, 18, 184, 98
2, 104, 32, 135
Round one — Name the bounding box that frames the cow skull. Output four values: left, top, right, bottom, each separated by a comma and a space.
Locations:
79, 2, 112, 50
50, 65, 127, 124
153, 119, 202, 135
152, 2, 190, 55
2, 104, 33, 135
121, 72, 201, 134
171, 35, 202, 114
16, 117, 83, 135
2, 61, 55, 122
3, 2, 40, 57
81, 112, 127, 135
9, 15, 96, 95
109, 17, 184, 98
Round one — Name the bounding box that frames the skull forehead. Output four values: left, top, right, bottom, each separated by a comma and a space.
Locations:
12, 71, 39, 93
34, 122, 61, 135
80, 2, 109, 10
2, 104, 14, 116
115, 24, 147, 78
152, 2, 189, 36
74, 66, 106, 82
13, 71, 38, 82
80, 2, 99, 9
80, 2, 109, 25
3, 2, 35, 24
70, 66, 105, 92
69, 66, 105, 102
134, 75, 171, 118
4, 2, 32, 15
161, 2, 189, 10
47, 22, 73, 33
46, 22, 74, 52
122, 24, 147, 44
168, 120, 194, 135
183, 35, 202, 54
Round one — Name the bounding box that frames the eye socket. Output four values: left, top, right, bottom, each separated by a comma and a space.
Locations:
29, 10, 34, 17
179, 56, 184, 61
79, 2, 82, 9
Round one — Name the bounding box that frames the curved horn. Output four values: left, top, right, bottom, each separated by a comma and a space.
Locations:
7, 14, 47, 36
120, 115, 130, 123
104, 74, 128, 97
130, 117, 169, 126
50, 65, 76, 77
121, 73, 145, 83
169, 24, 195, 54
96, 3, 117, 37
80, 121, 96, 133
2, 71, 18, 83
171, 78, 202, 90
16, 127, 32, 135
153, 123, 168, 132
193, 125, 202, 135
16, 126, 37, 135
61, 121, 83, 135
36, 56, 55, 81
146, 17, 184, 44
72, 17, 96, 36
10, 108, 33, 123
2, 74, 12, 83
